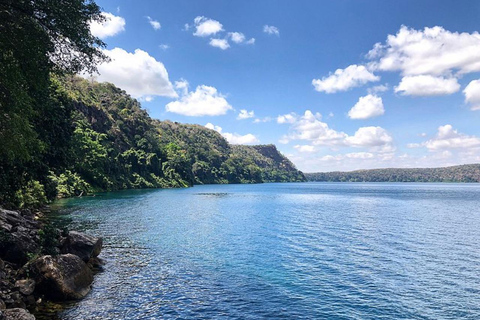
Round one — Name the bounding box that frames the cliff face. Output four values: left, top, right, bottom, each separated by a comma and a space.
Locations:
45, 77, 306, 198
155, 122, 306, 184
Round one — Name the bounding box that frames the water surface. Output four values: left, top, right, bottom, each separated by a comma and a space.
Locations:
48, 183, 480, 319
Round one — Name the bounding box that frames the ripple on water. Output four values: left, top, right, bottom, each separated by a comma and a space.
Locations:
42, 183, 480, 320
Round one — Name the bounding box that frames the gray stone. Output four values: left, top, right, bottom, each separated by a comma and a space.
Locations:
3, 308, 35, 320
30, 254, 93, 300
61, 231, 102, 262
14, 280, 34, 296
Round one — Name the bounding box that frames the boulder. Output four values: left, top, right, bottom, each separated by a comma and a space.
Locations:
0, 209, 39, 265
61, 231, 102, 262
14, 280, 35, 296
30, 254, 93, 300
2, 308, 35, 320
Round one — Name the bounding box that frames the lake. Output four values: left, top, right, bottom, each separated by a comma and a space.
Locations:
45, 183, 480, 319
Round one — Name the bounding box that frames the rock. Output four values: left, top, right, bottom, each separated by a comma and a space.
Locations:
14, 280, 34, 296
30, 254, 93, 300
2, 308, 35, 320
61, 231, 102, 262
0, 209, 40, 265
0, 299, 5, 309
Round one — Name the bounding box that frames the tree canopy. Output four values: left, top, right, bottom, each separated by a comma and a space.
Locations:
0, 0, 107, 205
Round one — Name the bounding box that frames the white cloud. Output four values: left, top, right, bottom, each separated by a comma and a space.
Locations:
174, 79, 189, 95
294, 145, 316, 153
253, 117, 272, 123
246, 38, 256, 45
280, 110, 394, 151
464, 79, 480, 111
205, 123, 259, 144
312, 65, 380, 93
346, 152, 374, 159
229, 32, 245, 44
263, 25, 280, 36
193, 16, 223, 37
368, 26, 480, 76
281, 111, 346, 146
368, 84, 389, 94
209, 38, 230, 50
424, 125, 480, 151
147, 16, 161, 30
348, 94, 385, 119
166, 85, 232, 116
159, 44, 170, 51
407, 143, 421, 148
90, 12, 125, 39
345, 126, 393, 148
277, 113, 298, 124
395, 75, 460, 96
237, 109, 255, 120
85, 48, 176, 99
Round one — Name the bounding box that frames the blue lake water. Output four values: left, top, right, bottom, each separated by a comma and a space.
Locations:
49, 183, 480, 319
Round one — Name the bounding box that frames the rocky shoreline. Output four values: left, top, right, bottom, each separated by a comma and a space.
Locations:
0, 207, 103, 320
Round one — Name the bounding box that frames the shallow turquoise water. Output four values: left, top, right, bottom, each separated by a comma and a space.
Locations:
50, 183, 480, 319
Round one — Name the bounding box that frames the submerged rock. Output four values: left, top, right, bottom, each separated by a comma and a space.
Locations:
2, 308, 35, 320
60, 231, 102, 262
30, 254, 93, 301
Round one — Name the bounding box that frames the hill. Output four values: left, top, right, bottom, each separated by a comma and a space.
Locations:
0, 76, 304, 208
305, 164, 480, 183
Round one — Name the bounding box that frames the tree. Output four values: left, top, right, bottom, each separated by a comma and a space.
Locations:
0, 0, 107, 206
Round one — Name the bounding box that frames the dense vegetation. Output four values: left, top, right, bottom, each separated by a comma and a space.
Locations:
1, 76, 305, 208
305, 164, 480, 182
0, 0, 106, 207
156, 121, 305, 184
0, 0, 304, 208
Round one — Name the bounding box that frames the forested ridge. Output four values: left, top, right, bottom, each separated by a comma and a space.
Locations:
1, 75, 305, 208
305, 164, 480, 182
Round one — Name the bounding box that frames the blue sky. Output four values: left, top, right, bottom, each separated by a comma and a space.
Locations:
87, 0, 480, 172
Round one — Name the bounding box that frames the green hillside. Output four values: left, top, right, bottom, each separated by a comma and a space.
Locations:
305, 164, 480, 182
0, 76, 304, 208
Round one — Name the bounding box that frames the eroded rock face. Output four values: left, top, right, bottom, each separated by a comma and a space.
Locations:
0, 209, 39, 265
30, 254, 93, 301
61, 231, 103, 262
2, 308, 35, 320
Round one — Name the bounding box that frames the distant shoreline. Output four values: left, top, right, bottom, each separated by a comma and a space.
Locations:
305, 163, 480, 183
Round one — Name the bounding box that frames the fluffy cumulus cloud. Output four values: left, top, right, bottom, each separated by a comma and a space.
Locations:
368, 84, 389, 94
237, 109, 255, 120
423, 125, 480, 151
345, 126, 393, 148
90, 12, 125, 39
228, 32, 255, 45
263, 25, 280, 36
209, 38, 230, 50
348, 94, 385, 119
146, 16, 161, 30
312, 65, 380, 93
85, 48, 176, 99
279, 110, 394, 151
464, 80, 480, 110
394, 75, 460, 96
229, 32, 245, 43
205, 123, 259, 144
277, 113, 298, 124
294, 145, 316, 153
166, 84, 233, 116
193, 16, 223, 37
367, 26, 480, 76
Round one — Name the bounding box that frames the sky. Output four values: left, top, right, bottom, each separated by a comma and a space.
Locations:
85, 0, 480, 172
